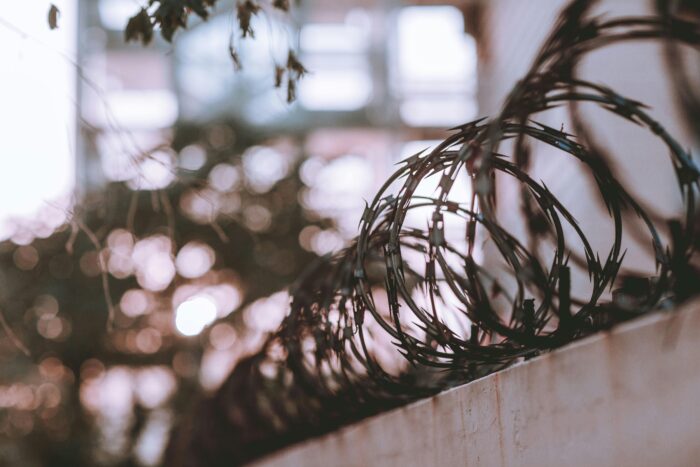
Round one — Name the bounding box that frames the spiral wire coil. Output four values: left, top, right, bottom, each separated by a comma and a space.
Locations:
167, 2, 700, 464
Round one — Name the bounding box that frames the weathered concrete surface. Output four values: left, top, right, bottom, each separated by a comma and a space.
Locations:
252, 300, 700, 467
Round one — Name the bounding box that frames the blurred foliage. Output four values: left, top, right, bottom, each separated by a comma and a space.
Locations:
123, 0, 305, 102
123, 0, 295, 44
45, 1, 306, 102
0, 120, 331, 466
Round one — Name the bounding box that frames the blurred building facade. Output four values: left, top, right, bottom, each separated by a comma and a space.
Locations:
76, 0, 479, 239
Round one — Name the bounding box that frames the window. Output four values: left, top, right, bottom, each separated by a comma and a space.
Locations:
394, 6, 478, 127
298, 16, 373, 111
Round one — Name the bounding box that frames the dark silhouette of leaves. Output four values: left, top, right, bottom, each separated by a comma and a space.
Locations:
273, 0, 290, 12
274, 65, 285, 88
48, 4, 60, 30
125, 8, 154, 45
120, 0, 306, 101
237, 0, 261, 38
286, 50, 308, 78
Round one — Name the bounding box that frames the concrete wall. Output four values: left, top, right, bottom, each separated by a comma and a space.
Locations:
252, 299, 700, 467
477, 0, 697, 283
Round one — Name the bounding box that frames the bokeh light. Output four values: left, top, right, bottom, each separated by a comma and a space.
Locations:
132, 235, 176, 291
174, 295, 218, 336
179, 144, 207, 171
175, 241, 216, 279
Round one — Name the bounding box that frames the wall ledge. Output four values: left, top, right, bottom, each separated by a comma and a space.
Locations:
252, 299, 700, 467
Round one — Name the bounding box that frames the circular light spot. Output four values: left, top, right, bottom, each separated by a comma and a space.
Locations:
120, 289, 150, 317
242, 146, 291, 193
107, 229, 134, 252
175, 242, 215, 279
135, 328, 162, 354
208, 163, 239, 192
132, 235, 175, 291
310, 229, 344, 255
298, 225, 321, 251
207, 283, 243, 317
37, 316, 70, 341
37, 383, 62, 409
209, 323, 236, 350
34, 295, 59, 317
134, 366, 176, 408
243, 205, 272, 232
127, 151, 176, 191
179, 144, 207, 171
179, 188, 219, 224
38, 357, 66, 380
175, 296, 218, 336
80, 359, 105, 381
13, 245, 39, 271
79, 251, 102, 277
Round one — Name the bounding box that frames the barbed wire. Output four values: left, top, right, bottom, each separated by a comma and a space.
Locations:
166, 1, 700, 465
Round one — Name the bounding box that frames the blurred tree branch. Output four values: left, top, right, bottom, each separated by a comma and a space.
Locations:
46, 0, 306, 101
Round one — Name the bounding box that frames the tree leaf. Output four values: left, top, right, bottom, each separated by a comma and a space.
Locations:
237, 0, 261, 38
274, 65, 285, 88
286, 50, 307, 78
272, 0, 290, 11
48, 4, 60, 30
125, 9, 154, 45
